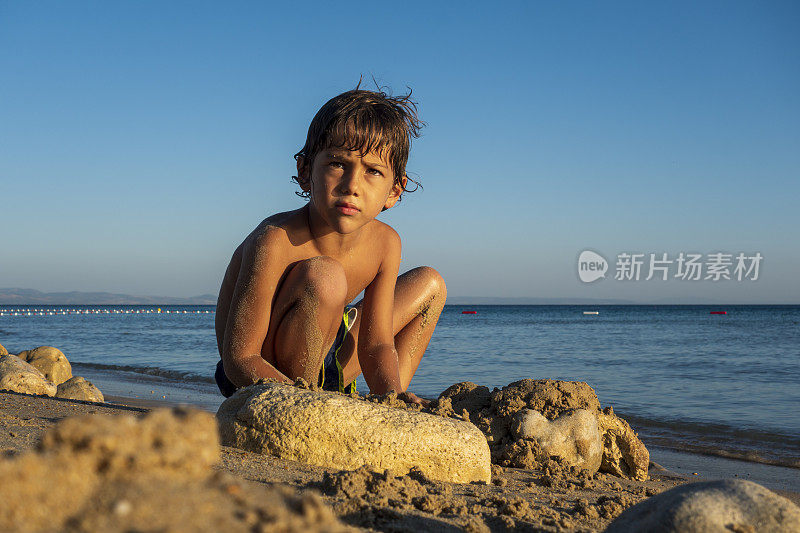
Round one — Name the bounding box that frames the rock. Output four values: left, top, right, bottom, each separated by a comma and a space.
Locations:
24, 346, 72, 385
217, 382, 492, 484
606, 479, 800, 532
0, 407, 348, 532
16, 350, 29, 361
597, 409, 649, 481
510, 408, 603, 473
0, 355, 57, 396
55, 376, 104, 403
0, 343, 7, 356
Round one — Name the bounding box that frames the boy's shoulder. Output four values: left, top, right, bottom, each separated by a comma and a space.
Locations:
243, 208, 400, 254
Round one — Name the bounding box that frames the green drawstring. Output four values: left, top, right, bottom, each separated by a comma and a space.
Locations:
336, 307, 358, 393
319, 307, 358, 393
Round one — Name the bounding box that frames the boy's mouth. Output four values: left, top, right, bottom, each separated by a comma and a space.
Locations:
335, 202, 360, 215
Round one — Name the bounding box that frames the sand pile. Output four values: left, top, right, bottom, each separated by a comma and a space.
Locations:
355, 379, 649, 481
0, 406, 348, 532
225, 377, 649, 487
0, 345, 103, 402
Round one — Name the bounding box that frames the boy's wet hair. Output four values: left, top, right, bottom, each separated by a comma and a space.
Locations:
292, 83, 424, 205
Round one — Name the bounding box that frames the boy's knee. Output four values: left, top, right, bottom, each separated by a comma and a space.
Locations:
295, 256, 348, 307
416, 266, 447, 299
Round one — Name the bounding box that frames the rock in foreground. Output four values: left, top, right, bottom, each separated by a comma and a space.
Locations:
217, 382, 492, 484
0, 407, 348, 533
605, 479, 800, 533
0, 355, 57, 396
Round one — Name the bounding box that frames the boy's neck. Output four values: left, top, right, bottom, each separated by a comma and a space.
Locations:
302, 204, 363, 257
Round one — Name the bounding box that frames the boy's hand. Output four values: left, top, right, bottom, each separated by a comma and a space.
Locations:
398, 391, 430, 407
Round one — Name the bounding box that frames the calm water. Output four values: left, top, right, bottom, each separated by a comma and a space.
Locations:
2, 304, 799, 469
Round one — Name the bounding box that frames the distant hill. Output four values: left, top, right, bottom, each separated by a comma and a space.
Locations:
0, 288, 217, 305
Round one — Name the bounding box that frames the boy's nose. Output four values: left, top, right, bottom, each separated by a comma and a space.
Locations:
339, 169, 361, 195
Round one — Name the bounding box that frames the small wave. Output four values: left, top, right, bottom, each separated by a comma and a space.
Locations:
621, 411, 800, 469
72, 361, 215, 384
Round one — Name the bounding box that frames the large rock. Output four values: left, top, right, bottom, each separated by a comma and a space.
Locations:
605, 479, 800, 532
0, 407, 347, 532
510, 408, 603, 473
598, 408, 649, 481
55, 376, 105, 403
217, 382, 492, 484
0, 355, 57, 396
23, 346, 72, 385
0, 343, 8, 356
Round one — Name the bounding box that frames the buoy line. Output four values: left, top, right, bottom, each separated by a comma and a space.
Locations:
0, 307, 215, 317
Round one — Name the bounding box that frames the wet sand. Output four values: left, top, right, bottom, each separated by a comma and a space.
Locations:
6, 391, 797, 532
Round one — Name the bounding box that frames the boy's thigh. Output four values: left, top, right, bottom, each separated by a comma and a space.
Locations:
338, 266, 445, 381
260, 256, 347, 371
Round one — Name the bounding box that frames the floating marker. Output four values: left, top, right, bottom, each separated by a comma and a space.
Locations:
583, 311, 599, 315
710, 311, 727, 315
461, 310, 477, 314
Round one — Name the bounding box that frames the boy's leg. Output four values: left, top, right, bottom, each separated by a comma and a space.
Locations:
337, 266, 447, 390
260, 256, 348, 384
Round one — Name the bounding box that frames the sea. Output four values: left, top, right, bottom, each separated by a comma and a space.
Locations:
2, 304, 799, 490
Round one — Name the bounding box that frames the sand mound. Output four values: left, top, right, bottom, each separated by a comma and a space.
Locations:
0, 407, 347, 532
434, 379, 649, 480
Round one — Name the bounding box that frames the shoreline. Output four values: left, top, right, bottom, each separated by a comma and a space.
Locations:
2, 390, 799, 532
76, 364, 800, 493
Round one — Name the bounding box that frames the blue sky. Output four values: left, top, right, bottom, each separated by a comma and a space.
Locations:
1, 1, 798, 303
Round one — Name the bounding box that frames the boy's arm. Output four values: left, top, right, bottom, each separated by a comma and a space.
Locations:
222, 231, 290, 387
358, 228, 424, 405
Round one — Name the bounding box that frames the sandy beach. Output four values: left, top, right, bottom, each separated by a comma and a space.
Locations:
3, 390, 797, 532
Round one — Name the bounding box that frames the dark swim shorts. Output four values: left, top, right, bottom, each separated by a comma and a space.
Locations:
215, 306, 358, 398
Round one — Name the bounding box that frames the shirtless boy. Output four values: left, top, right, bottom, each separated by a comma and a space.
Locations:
214, 88, 446, 404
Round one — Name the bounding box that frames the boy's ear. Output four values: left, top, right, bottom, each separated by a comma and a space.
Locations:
296, 156, 311, 192
383, 175, 408, 210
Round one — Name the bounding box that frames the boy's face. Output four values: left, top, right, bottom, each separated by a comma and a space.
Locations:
299, 147, 406, 234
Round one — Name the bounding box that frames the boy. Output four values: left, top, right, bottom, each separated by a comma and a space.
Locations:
214, 87, 446, 405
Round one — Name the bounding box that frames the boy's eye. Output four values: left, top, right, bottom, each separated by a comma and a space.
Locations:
367, 168, 383, 176
328, 161, 344, 169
